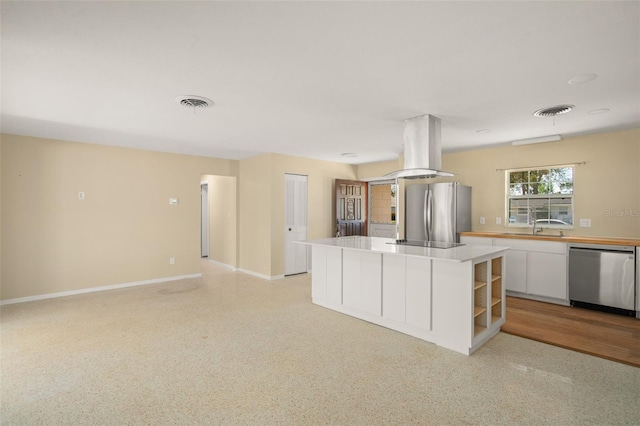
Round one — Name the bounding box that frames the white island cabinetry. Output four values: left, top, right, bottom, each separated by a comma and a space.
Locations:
382, 255, 432, 331
303, 237, 507, 355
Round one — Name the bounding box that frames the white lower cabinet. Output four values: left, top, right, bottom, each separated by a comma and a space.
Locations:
461, 236, 568, 302
527, 251, 567, 300
405, 257, 432, 331
381, 255, 431, 331
326, 247, 343, 304
343, 250, 382, 315
504, 249, 527, 293
360, 252, 383, 315
382, 254, 406, 323
311, 246, 327, 301
312, 246, 344, 304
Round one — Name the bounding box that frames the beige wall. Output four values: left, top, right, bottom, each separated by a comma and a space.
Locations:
4, 127, 636, 301
357, 158, 402, 181
238, 154, 274, 277
239, 153, 357, 278
357, 128, 640, 239
203, 175, 237, 268
1, 134, 238, 301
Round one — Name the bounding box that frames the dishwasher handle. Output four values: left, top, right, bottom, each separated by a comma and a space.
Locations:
569, 244, 635, 254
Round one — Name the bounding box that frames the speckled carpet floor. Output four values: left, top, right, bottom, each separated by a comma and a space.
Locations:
2, 260, 639, 425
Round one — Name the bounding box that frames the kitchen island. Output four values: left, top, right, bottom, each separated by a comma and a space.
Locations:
300, 236, 508, 355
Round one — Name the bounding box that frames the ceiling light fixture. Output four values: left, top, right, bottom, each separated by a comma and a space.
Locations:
341, 153, 357, 158
175, 95, 214, 110
511, 135, 562, 146
588, 108, 610, 115
533, 105, 575, 117
476, 129, 491, 134
568, 73, 598, 85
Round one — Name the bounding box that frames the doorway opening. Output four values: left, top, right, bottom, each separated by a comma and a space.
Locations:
368, 180, 397, 238
200, 175, 238, 270
201, 183, 209, 258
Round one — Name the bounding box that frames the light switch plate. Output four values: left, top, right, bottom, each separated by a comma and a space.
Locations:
495, 217, 502, 225
479, 216, 485, 225
169, 198, 179, 205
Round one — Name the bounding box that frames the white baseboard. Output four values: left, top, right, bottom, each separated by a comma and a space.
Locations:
0, 273, 202, 306
206, 258, 238, 271
237, 268, 284, 281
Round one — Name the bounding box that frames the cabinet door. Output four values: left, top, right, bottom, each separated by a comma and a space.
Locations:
527, 252, 567, 300
342, 250, 382, 314
342, 250, 360, 308
406, 257, 432, 331
360, 252, 382, 315
326, 247, 343, 304
504, 249, 527, 293
382, 254, 406, 323
311, 246, 327, 300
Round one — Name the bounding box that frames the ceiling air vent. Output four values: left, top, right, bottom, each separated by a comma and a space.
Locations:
176, 95, 214, 109
533, 104, 574, 117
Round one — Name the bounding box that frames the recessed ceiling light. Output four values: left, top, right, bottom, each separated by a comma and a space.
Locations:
476, 129, 491, 134
568, 73, 598, 85
175, 95, 214, 109
588, 108, 610, 115
533, 104, 575, 117
341, 153, 358, 158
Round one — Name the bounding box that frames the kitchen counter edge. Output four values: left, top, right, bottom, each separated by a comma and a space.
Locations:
298, 236, 507, 263
460, 232, 640, 246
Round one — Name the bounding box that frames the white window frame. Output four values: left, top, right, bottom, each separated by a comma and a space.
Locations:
505, 165, 575, 229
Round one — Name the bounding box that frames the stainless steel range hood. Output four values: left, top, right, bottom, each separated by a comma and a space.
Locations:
384, 114, 453, 179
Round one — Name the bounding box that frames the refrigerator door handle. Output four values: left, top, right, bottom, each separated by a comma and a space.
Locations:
423, 189, 429, 240
426, 188, 433, 241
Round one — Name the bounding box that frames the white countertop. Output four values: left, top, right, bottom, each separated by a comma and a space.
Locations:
299, 236, 507, 263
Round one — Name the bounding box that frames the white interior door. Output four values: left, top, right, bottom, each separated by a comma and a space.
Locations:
285, 174, 308, 275
201, 183, 209, 257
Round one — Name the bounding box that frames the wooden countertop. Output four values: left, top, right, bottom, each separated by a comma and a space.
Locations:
460, 231, 640, 247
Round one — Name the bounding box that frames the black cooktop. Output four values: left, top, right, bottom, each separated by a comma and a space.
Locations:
388, 239, 465, 249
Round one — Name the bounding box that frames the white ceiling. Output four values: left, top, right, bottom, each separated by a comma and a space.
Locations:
2, 1, 639, 165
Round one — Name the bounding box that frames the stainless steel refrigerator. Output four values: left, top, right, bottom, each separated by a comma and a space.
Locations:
405, 182, 472, 243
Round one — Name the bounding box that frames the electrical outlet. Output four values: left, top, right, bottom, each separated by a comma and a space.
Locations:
169, 257, 176, 265
479, 217, 485, 225
579, 218, 592, 228
495, 217, 502, 225
78, 192, 85, 200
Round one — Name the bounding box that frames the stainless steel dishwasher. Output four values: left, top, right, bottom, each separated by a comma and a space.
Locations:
568, 243, 636, 317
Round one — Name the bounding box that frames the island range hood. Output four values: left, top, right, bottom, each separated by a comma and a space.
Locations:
384, 114, 453, 179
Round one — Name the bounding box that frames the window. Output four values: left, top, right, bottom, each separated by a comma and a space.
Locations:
370, 183, 397, 224
506, 166, 574, 227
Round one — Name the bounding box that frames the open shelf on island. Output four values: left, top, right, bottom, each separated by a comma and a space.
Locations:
473, 257, 505, 336
473, 261, 489, 337
490, 257, 503, 324
474, 305, 487, 317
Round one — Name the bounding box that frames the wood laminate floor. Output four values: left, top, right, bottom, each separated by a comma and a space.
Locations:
502, 296, 640, 367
